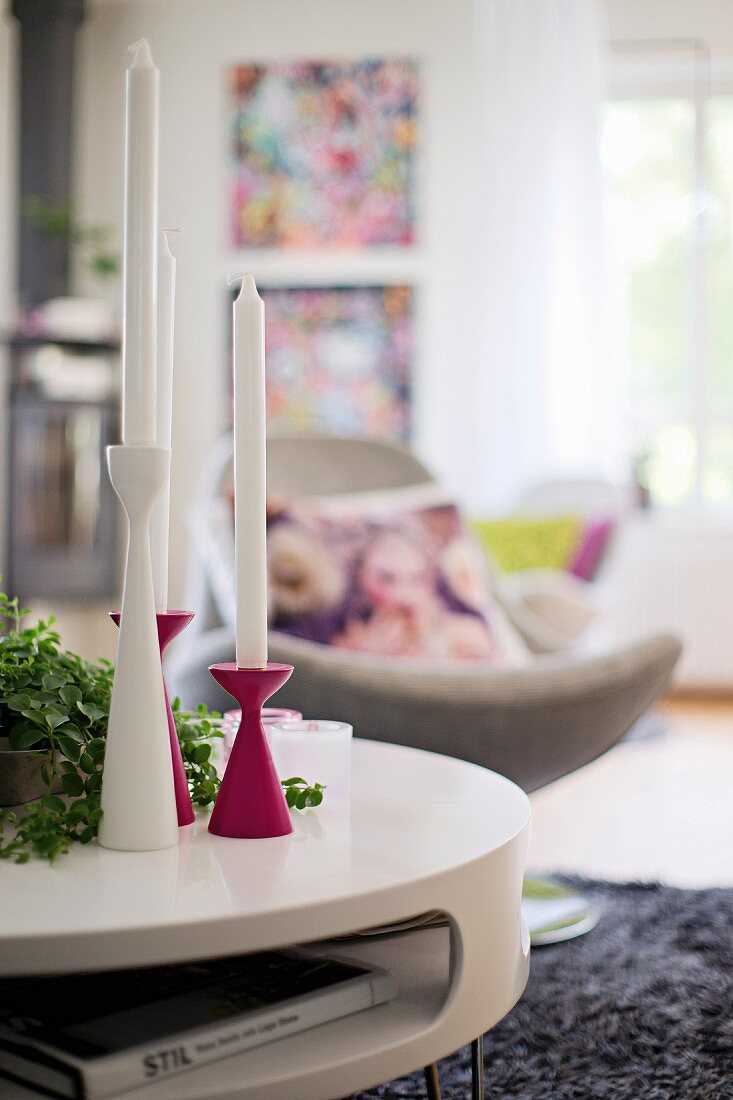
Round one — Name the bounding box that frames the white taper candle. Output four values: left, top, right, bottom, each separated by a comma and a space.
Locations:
150, 228, 179, 611
232, 273, 268, 668
122, 38, 159, 445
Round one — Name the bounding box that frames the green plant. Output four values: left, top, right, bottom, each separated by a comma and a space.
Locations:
173, 698, 224, 809
0, 591, 325, 862
24, 195, 120, 282
281, 776, 325, 810
0, 595, 112, 861
0, 593, 112, 794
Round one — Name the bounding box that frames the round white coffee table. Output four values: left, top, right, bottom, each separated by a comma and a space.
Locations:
0, 740, 530, 1100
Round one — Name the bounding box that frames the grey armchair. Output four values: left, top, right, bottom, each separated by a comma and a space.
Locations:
169, 435, 680, 793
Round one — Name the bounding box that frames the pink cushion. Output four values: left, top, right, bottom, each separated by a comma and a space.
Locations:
569, 518, 614, 581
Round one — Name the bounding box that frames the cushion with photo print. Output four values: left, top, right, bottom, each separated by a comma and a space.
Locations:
267, 484, 529, 666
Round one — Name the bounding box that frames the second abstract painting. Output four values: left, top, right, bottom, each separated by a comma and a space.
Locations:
263, 285, 413, 441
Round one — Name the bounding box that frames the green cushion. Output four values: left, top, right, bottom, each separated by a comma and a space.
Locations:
470, 515, 582, 573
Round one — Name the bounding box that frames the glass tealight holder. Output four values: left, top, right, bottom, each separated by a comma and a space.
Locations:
269, 720, 353, 801
219, 707, 303, 770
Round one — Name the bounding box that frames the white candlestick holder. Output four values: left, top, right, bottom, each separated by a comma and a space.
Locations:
99, 445, 179, 851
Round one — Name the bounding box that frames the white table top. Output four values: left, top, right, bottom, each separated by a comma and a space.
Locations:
0, 739, 530, 976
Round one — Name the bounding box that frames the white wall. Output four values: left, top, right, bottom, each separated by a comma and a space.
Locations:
74, 0, 476, 606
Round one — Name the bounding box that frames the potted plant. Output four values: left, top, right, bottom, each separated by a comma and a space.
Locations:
0, 592, 112, 809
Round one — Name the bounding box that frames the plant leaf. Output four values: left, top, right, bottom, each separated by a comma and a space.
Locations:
61, 772, 84, 797
77, 702, 104, 722
58, 724, 84, 743
13, 727, 45, 750
45, 711, 68, 731
40, 794, 65, 812
42, 673, 66, 691
20, 709, 45, 722
55, 735, 82, 762
86, 738, 106, 762
6, 693, 31, 712
59, 685, 82, 708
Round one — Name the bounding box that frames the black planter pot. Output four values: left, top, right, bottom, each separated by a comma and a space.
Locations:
0, 743, 63, 806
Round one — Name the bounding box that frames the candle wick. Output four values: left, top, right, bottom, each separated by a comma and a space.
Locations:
240, 272, 260, 298
228, 272, 262, 301
128, 39, 155, 68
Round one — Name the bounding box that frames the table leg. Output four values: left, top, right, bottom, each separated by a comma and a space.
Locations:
471, 1035, 484, 1100
424, 1062, 442, 1099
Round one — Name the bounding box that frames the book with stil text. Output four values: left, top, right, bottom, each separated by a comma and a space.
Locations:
0, 948, 397, 1099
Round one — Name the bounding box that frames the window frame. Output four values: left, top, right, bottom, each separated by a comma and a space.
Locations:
608, 39, 733, 509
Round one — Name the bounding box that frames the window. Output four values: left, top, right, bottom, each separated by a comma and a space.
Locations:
603, 82, 733, 507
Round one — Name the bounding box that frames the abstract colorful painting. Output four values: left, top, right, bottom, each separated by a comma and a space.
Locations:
262, 285, 413, 441
228, 59, 418, 247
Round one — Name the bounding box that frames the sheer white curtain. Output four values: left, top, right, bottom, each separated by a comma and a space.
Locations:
435, 0, 617, 513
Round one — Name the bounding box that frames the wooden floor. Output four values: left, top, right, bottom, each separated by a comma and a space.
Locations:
528, 697, 733, 888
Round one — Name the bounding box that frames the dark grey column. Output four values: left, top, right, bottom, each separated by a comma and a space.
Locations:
11, 0, 85, 308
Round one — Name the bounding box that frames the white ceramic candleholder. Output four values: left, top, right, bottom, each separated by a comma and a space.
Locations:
99, 445, 179, 852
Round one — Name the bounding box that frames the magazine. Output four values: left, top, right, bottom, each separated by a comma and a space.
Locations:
333, 880, 600, 947
0, 949, 396, 1099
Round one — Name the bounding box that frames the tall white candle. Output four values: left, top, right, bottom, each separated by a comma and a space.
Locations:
232, 274, 268, 668
150, 228, 179, 611
122, 38, 159, 445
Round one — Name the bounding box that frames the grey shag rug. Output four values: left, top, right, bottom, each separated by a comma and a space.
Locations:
351, 878, 733, 1099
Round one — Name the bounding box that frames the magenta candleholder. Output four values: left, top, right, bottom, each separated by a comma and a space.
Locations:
110, 610, 195, 828
207, 662, 294, 839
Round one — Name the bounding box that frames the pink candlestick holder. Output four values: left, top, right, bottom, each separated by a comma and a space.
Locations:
208, 662, 294, 839
220, 707, 302, 770
110, 610, 195, 827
